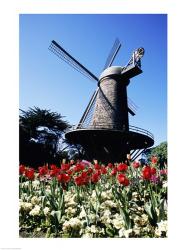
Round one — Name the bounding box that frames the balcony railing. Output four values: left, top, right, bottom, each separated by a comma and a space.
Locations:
65, 122, 154, 141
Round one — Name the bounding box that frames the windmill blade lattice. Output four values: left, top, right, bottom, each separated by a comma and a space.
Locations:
49, 40, 98, 82
127, 97, 138, 116
77, 88, 99, 128
103, 38, 121, 70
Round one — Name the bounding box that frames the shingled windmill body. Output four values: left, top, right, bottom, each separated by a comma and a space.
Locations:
49, 39, 154, 162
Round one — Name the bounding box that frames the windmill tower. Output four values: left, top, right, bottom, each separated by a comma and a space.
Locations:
49, 39, 154, 163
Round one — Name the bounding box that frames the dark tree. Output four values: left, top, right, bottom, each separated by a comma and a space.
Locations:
144, 141, 167, 168
19, 107, 70, 167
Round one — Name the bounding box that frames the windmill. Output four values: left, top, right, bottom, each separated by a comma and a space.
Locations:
49, 39, 154, 163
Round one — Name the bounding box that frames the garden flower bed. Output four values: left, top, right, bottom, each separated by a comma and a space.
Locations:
19, 158, 167, 238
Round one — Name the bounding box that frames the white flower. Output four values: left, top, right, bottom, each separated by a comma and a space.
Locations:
22, 181, 30, 187
45, 188, 51, 195
134, 214, 148, 226
31, 196, 40, 205
19, 201, 24, 210
29, 205, 40, 216
90, 225, 97, 233
66, 198, 77, 207
98, 227, 105, 235
157, 220, 167, 232
140, 214, 148, 226
65, 194, 77, 207
103, 209, 111, 217
101, 190, 113, 200
133, 226, 140, 236
101, 191, 108, 200
101, 210, 112, 225
101, 200, 117, 209
114, 213, 123, 220
92, 190, 97, 197
63, 220, 71, 232
137, 206, 144, 212
79, 207, 87, 219
155, 220, 167, 237
113, 218, 124, 229
155, 227, 162, 237
65, 206, 76, 216
43, 207, 50, 216
82, 232, 93, 238
21, 202, 33, 212
104, 183, 110, 189
155, 207, 160, 217
69, 218, 82, 229
63, 218, 82, 232
162, 181, 167, 188
143, 224, 152, 233
32, 180, 40, 189
119, 228, 132, 238
132, 192, 139, 200
88, 213, 99, 224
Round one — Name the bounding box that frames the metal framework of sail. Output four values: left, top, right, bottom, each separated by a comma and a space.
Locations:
103, 38, 121, 69
77, 88, 99, 129
49, 40, 98, 82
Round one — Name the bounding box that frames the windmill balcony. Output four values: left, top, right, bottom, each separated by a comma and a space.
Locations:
66, 123, 153, 139
65, 123, 154, 149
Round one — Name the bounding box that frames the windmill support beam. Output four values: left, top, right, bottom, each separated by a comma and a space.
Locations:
131, 148, 146, 161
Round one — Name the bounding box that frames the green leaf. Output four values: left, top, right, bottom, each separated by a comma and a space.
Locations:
158, 198, 166, 222
106, 227, 114, 237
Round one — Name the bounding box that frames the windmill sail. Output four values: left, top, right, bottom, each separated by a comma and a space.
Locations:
103, 38, 121, 70
77, 88, 99, 128
49, 40, 98, 82
127, 97, 138, 116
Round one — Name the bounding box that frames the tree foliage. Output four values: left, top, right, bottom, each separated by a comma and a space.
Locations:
144, 141, 167, 167
19, 107, 70, 167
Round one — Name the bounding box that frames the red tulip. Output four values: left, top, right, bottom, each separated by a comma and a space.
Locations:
50, 168, 60, 177
117, 173, 129, 186
91, 172, 100, 183
117, 163, 128, 172
25, 168, 35, 180
74, 163, 85, 172
74, 175, 84, 186
66, 169, 74, 176
94, 163, 101, 170
151, 156, 158, 164
61, 163, 70, 171
107, 163, 113, 169
57, 173, 70, 183
133, 161, 140, 168
142, 166, 152, 180
50, 164, 57, 170
38, 166, 48, 176
87, 168, 93, 174
151, 167, 156, 175
19, 165, 26, 175
111, 168, 117, 176
81, 172, 90, 184
101, 167, 107, 174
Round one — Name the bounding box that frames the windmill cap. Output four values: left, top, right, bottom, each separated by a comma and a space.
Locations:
99, 66, 123, 81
